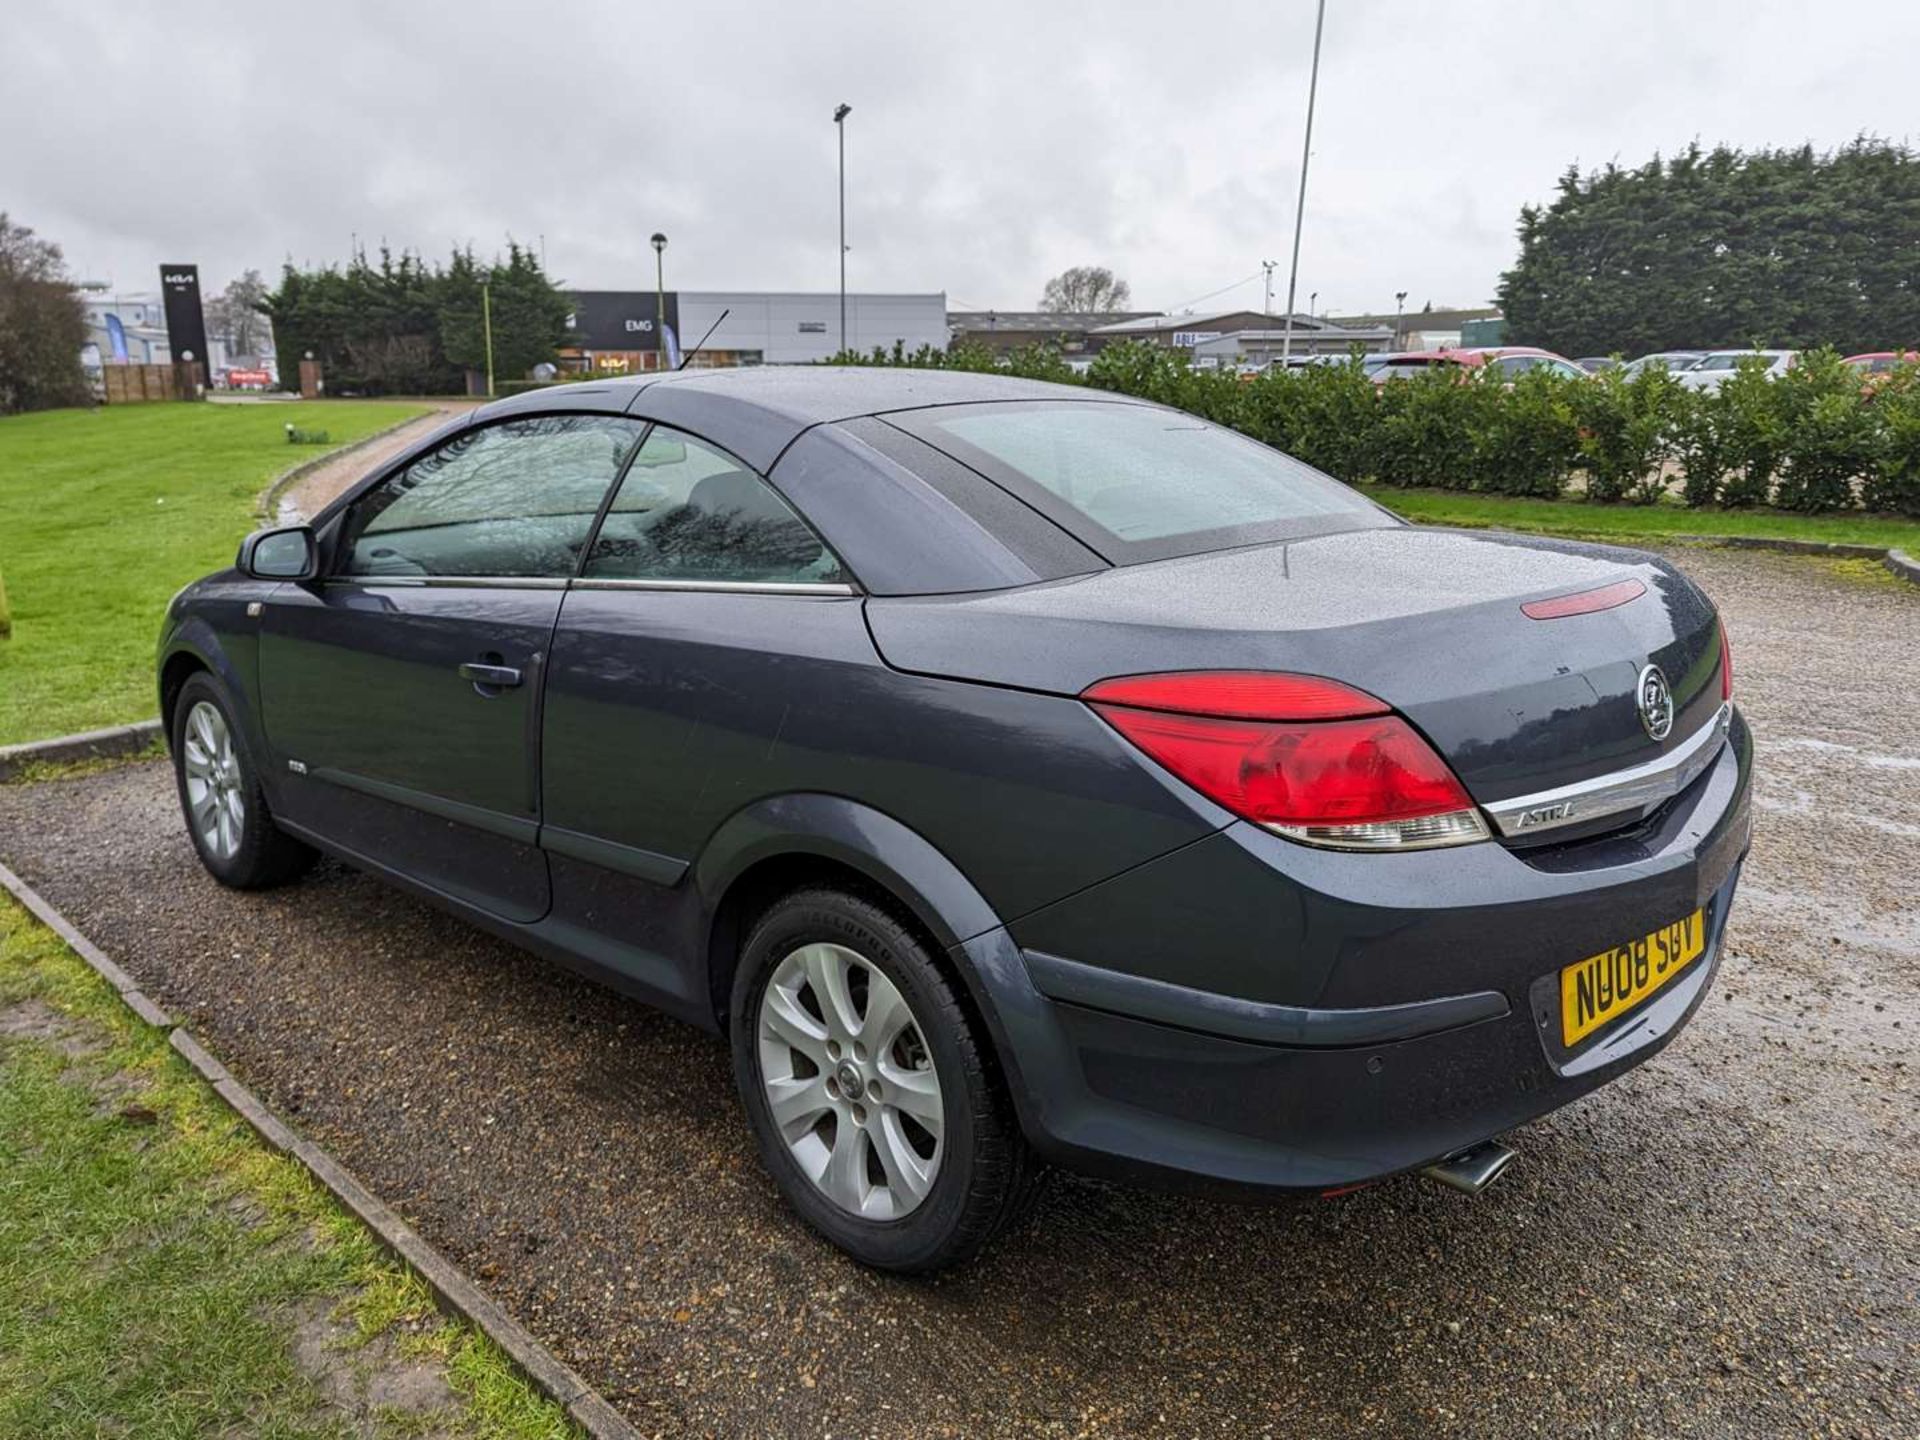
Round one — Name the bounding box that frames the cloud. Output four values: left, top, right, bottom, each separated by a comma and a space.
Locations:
3, 1, 1912, 316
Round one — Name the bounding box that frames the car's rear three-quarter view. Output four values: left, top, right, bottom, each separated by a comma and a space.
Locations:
156, 367, 1752, 1271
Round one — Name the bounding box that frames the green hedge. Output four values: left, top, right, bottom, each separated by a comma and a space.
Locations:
828, 342, 1920, 517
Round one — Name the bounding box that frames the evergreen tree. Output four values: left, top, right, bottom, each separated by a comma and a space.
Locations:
1498, 139, 1920, 356
261, 242, 572, 395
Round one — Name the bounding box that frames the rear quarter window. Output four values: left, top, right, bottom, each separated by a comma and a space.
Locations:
895, 401, 1391, 565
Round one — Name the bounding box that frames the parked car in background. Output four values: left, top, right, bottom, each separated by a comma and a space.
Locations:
1450, 347, 1589, 379
1674, 350, 1798, 392
1365, 347, 1586, 384
156, 367, 1750, 1271
1622, 351, 1707, 377
1843, 351, 1919, 375
1575, 357, 1622, 373
1363, 351, 1460, 382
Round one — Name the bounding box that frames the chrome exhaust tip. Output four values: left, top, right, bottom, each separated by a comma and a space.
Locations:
1420, 1139, 1517, 1195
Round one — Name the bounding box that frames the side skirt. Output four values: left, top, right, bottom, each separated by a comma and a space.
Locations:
275, 817, 720, 1034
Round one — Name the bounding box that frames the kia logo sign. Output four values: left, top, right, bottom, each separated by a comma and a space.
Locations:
163, 272, 196, 287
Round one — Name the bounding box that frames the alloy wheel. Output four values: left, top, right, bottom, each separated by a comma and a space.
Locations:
181, 700, 245, 862
756, 941, 945, 1220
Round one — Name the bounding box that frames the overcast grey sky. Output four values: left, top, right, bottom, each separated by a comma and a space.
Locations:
5, 2, 1912, 316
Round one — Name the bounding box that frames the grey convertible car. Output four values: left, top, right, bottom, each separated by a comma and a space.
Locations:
158, 368, 1751, 1271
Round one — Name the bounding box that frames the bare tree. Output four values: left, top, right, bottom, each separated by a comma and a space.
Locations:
1039, 266, 1133, 313
205, 268, 270, 357
0, 213, 89, 416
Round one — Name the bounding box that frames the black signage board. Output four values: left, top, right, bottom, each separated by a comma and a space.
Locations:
567, 290, 682, 350
159, 263, 210, 370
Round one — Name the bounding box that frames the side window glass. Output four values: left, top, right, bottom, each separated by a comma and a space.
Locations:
343, 414, 644, 579
583, 427, 847, 585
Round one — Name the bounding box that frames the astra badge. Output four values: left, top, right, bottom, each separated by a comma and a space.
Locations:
1636, 664, 1674, 740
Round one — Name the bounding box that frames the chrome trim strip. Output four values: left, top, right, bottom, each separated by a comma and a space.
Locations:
321, 575, 857, 595
1483, 702, 1733, 838
569, 577, 859, 596
324, 575, 570, 590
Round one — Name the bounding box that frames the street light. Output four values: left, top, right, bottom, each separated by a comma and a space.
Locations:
834, 103, 852, 357
1262, 260, 1277, 318
651, 233, 668, 370
1280, 0, 1328, 364
1394, 289, 1408, 349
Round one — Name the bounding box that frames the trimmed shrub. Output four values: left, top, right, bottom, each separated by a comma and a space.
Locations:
1673, 384, 1731, 507
1574, 363, 1683, 503
1240, 356, 1380, 481
1372, 367, 1479, 489
1771, 349, 1875, 513
1864, 368, 1920, 516
832, 338, 1920, 519
1715, 359, 1789, 507
1469, 367, 1582, 498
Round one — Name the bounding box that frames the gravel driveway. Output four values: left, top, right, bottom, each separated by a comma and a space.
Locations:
1, 546, 1914, 1438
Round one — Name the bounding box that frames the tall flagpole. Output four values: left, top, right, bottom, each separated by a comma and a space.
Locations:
1280, 0, 1327, 364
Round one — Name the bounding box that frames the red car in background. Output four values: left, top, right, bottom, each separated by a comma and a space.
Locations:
1364, 346, 1588, 384
1843, 352, 1919, 395
1843, 351, 1919, 373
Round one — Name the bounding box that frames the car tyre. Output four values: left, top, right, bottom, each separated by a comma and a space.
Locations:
730, 886, 1040, 1273
171, 672, 316, 889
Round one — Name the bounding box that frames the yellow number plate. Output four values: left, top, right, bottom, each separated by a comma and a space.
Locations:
1560, 909, 1706, 1047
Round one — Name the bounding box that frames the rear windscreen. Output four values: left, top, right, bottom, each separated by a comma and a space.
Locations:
899, 401, 1392, 564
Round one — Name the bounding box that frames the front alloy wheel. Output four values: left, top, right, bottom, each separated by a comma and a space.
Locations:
181, 699, 245, 862
169, 672, 315, 889
757, 941, 945, 1219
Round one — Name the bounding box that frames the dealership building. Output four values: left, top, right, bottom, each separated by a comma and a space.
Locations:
560, 290, 948, 372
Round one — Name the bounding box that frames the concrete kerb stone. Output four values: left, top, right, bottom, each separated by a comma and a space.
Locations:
0, 858, 641, 1440
0, 720, 163, 781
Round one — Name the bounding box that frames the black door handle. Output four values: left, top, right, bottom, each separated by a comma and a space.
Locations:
458, 661, 522, 690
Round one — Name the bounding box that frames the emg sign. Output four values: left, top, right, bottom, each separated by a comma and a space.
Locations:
569, 290, 679, 349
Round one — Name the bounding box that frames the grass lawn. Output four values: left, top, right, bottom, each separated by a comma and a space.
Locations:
1363, 484, 1920, 551
0, 401, 426, 747
0, 890, 578, 1439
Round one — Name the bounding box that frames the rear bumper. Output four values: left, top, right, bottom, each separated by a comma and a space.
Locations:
959, 707, 1753, 1195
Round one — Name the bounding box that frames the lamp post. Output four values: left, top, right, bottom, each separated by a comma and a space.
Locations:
1310, 290, 1318, 319
1394, 289, 1407, 349
1279, 0, 1328, 364
834, 103, 852, 356
1262, 259, 1277, 318
650, 233, 668, 370
481, 283, 495, 396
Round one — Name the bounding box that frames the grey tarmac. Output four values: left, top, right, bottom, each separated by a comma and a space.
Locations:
0, 545, 1914, 1438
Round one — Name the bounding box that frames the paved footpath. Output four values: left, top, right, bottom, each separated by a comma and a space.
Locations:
1, 546, 1914, 1437
280, 400, 482, 520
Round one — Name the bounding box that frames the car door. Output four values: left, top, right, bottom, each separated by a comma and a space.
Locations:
537, 424, 865, 1010
259, 411, 647, 922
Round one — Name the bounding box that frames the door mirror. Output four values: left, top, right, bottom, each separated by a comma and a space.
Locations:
238, 525, 317, 580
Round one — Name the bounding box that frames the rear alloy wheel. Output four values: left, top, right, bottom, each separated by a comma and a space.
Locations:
170, 673, 315, 889
731, 887, 1039, 1272
757, 941, 945, 1219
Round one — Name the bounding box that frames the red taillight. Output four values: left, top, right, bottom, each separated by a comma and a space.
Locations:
1085, 671, 1489, 851
1719, 621, 1733, 701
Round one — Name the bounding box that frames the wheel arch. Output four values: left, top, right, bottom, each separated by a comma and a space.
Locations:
158, 645, 212, 743
693, 795, 1006, 1033
158, 619, 267, 771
